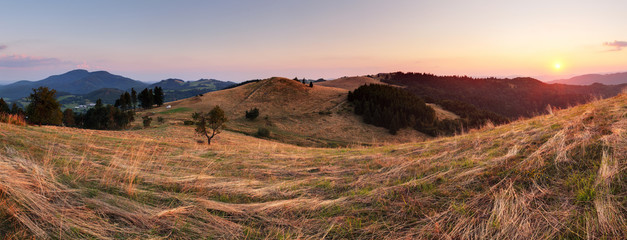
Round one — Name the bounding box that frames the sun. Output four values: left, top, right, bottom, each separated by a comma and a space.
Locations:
554, 62, 562, 70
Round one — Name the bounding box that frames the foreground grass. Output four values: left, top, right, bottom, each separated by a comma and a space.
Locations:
0, 94, 625, 239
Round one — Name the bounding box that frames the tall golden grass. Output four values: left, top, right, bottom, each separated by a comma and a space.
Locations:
0, 113, 26, 126
0, 93, 625, 239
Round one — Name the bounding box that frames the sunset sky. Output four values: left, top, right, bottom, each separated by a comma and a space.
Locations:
1, 0, 626, 83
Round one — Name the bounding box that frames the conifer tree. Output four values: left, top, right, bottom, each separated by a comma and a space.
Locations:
153, 86, 164, 106
122, 92, 130, 110
11, 103, 23, 115
0, 98, 9, 113
131, 88, 138, 110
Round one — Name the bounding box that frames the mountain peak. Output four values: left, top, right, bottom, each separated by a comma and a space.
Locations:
163, 78, 185, 84
66, 69, 89, 74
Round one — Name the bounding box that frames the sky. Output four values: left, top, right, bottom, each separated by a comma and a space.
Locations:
1, 0, 626, 83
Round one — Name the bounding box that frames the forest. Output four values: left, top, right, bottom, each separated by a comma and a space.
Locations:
379, 72, 625, 118
348, 84, 507, 136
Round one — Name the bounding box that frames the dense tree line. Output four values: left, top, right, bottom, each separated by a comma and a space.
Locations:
1, 87, 135, 130
347, 84, 512, 136
433, 98, 509, 132
0, 98, 25, 116
348, 84, 437, 135
137, 87, 164, 109
380, 72, 624, 118
114, 91, 133, 110
70, 99, 135, 130
0, 98, 25, 117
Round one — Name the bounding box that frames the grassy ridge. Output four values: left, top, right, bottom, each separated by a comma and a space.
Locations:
0, 93, 625, 239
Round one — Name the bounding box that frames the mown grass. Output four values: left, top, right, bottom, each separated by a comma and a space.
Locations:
0, 93, 625, 239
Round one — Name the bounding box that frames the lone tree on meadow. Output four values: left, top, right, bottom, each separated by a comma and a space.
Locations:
26, 87, 63, 125
192, 106, 227, 145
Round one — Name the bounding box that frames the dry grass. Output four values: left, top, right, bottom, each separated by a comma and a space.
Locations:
317, 76, 388, 91
0, 113, 26, 126
0, 93, 625, 239
144, 77, 428, 147
426, 103, 460, 120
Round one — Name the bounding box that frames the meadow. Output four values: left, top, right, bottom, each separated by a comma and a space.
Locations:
0, 93, 625, 239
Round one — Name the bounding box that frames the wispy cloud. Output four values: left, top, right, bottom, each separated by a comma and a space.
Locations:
0, 45, 6, 51
76, 61, 91, 69
603, 40, 627, 51
0, 54, 70, 68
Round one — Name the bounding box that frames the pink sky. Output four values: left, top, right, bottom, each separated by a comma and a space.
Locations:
1, 1, 626, 83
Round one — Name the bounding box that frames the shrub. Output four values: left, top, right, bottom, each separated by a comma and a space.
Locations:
245, 108, 260, 120
142, 116, 152, 128
256, 127, 270, 138
0, 113, 26, 126
183, 120, 194, 125
157, 116, 165, 123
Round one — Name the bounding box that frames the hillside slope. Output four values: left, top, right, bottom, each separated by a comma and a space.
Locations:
148, 78, 236, 102
150, 77, 428, 146
317, 76, 388, 91
380, 72, 626, 118
0, 92, 624, 239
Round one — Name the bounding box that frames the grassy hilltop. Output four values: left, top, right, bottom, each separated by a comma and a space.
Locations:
146, 77, 432, 147
0, 91, 625, 239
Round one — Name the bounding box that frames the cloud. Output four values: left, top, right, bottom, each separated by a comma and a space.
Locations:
76, 61, 91, 69
0, 54, 72, 68
603, 40, 627, 51
0, 45, 6, 51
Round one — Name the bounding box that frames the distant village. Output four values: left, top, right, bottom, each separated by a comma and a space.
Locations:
74, 103, 97, 109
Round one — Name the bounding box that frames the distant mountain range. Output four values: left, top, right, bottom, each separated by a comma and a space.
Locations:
548, 72, 627, 85
0, 70, 146, 100
149, 78, 236, 102
0, 69, 236, 108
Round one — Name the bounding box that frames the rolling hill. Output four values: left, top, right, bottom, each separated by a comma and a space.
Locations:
549, 72, 627, 85
0, 90, 624, 239
379, 72, 626, 118
148, 78, 236, 102
317, 76, 458, 121
317, 76, 388, 91
55, 88, 127, 109
147, 77, 429, 146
